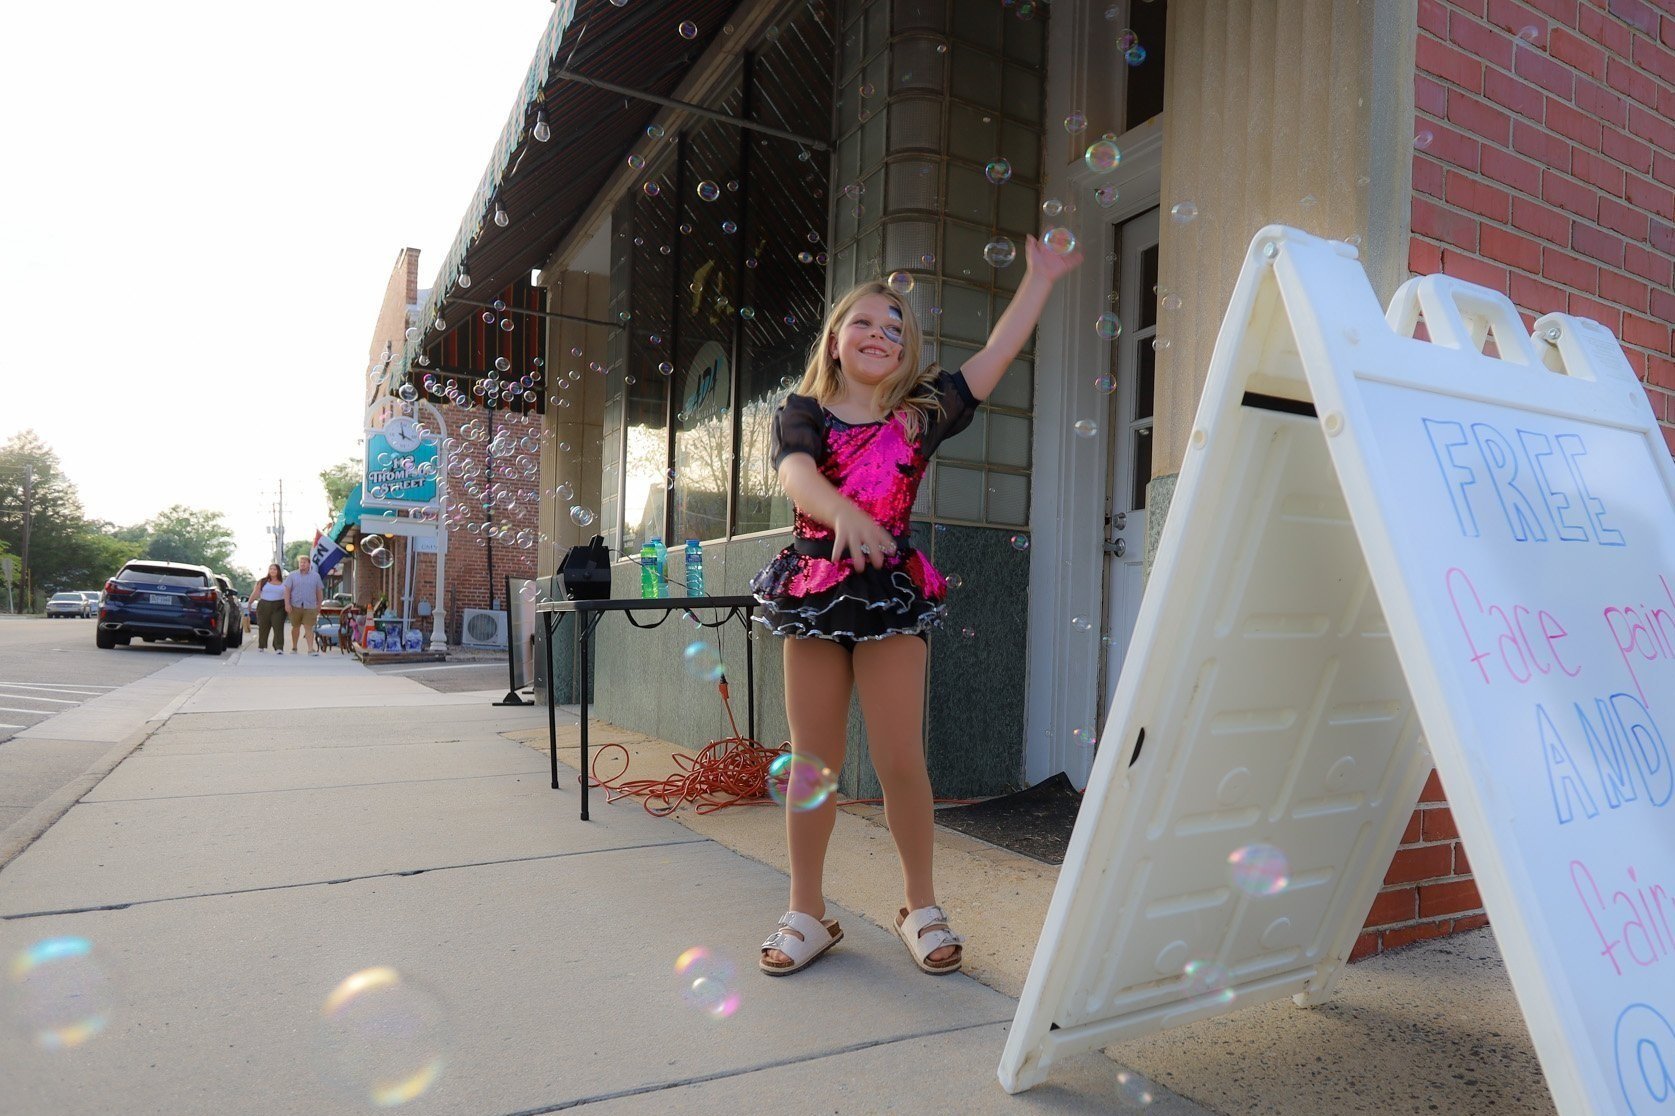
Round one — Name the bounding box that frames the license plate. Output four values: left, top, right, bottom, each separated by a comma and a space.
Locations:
148, 593, 173, 604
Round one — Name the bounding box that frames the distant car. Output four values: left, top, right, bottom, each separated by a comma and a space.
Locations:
46, 592, 92, 619
96, 560, 236, 654
212, 574, 245, 649
78, 591, 101, 615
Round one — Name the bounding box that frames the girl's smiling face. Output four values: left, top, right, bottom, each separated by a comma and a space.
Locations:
827, 293, 905, 386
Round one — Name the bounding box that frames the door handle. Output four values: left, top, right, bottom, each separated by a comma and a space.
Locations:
1102, 539, 1127, 557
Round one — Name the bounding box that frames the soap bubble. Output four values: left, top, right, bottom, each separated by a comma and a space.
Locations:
1170, 201, 1199, 223
1071, 725, 1097, 748
1228, 844, 1291, 897
627, 153, 645, 170
886, 270, 915, 294
1116, 1070, 1155, 1107
1042, 197, 1064, 217
983, 237, 1017, 267
362, 534, 385, 551
1117, 28, 1139, 49
1070, 616, 1093, 632
1094, 183, 1120, 208
646, 124, 665, 139
555, 480, 575, 500
984, 158, 1012, 184
1414, 130, 1434, 149
920, 252, 936, 266
766, 753, 838, 812
643, 181, 661, 197
673, 948, 739, 1020
1043, 227, 1077, 255
678, 20, 698, 39
1094, 373, 1117, 394
1182, 960, 1235, 1004
1009, 533, 1030, 551
682, 640, 725, 682
696, 180, 721, 202
1095, 312, 1122, 340
959, 626, 976, 639
367, 547, 394, 570
946, 573, 964, 590
1084, 139, 1121, 173
1073, 419, 1098, 438
398, 383, 418, 402
319, 967, 448, 1107
721, 220, 737, 234
9, 937, 112, 1051
569, 505, 596, 527
1063, 111, 1087, 134
1125, 44, 1148, 65
1161, 293, 1182, 311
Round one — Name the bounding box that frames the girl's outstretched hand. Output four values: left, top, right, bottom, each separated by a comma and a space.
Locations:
1023, 233, 1085, 284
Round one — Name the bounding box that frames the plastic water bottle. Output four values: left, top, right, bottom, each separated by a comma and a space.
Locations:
640, 542, 658, 598
652, 539, 669, 598
685, 539, 705, 597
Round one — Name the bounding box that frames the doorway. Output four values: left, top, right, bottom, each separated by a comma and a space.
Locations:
1097, 208, 1158, 727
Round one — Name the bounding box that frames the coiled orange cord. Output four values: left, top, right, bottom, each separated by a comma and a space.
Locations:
586, 675, 979, 815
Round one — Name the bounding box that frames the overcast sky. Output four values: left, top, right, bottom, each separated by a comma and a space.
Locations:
0, 1, 558, 573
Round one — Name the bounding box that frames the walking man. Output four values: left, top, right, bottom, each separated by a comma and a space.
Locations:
283, 553, 327, 656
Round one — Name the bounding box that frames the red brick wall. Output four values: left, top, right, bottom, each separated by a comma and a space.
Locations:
1356, 0, 1675, 960
348, 403, 542, 645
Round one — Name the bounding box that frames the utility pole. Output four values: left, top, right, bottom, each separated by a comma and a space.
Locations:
21, 461, 33, 612
274, 479, 286, 567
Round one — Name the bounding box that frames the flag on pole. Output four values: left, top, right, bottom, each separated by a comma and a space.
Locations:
312, 530, 347, 576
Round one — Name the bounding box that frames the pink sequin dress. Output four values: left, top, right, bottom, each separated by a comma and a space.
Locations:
751, 369, 978, 643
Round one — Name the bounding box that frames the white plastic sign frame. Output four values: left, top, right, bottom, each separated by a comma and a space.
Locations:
999, 226, 1675, 1116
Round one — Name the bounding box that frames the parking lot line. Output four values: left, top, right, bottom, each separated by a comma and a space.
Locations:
0, 707, 54, 717
0, 682, 113, 694
0, 693, 80, 704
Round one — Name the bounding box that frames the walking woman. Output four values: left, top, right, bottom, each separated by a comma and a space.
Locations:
249, 564, 288, 654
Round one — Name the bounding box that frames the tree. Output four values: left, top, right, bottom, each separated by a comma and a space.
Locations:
320, 458, 360, 522
284, 538, 312, 567
0, 431, 92, 606
144, 505, 236, 571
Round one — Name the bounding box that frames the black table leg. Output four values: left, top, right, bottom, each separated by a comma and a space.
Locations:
744, 607, 756, 744
544, 611, 560, 790
577, 608, 590, 821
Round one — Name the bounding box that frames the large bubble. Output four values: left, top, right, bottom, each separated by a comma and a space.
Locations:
318, 967, 448, 1107
766, 753, 837, 812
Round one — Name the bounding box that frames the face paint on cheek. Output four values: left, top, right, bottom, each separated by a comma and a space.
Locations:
884, 305, 903, 346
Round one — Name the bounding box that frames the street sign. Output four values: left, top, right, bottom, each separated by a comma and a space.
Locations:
0, 555, 13, 584
999, 227, 1675, 1116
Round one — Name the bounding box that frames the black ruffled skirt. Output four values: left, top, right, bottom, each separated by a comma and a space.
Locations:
750, 546, 946, 643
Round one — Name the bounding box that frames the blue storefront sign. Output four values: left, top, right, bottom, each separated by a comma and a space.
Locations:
364, 417, 439, 509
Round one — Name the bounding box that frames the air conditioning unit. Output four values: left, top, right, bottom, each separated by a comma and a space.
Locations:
460, 608, 509, 650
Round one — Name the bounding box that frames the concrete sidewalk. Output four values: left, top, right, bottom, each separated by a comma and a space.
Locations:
0, 650, 1552, 1114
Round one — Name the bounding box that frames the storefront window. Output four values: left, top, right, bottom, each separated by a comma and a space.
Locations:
619, 158, 678, 556
612, 2, 834, 546
671, 98, 744, 545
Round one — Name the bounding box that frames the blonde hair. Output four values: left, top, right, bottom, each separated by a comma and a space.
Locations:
795, 280, 943, 442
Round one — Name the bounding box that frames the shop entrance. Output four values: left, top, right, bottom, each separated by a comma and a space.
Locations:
1096, 207, 1158, 727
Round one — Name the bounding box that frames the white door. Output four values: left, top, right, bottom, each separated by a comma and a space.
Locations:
1097, 207, 1159, 726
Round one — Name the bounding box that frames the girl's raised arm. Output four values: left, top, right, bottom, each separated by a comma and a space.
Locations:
961, 234, 1083, 401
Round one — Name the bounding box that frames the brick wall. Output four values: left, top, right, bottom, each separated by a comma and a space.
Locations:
1354, 0, 1675, 959
349, 402, 543, 645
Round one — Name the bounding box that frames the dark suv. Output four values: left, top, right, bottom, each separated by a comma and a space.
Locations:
97, 561, 236, 654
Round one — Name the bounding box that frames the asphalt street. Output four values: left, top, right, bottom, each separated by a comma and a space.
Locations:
0, 615, 203, 834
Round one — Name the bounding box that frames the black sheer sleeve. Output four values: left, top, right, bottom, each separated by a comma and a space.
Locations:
917, 368, 980, 459
770, 393, 828, 469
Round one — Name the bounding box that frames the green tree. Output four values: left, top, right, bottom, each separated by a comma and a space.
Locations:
0, 431, 92, 606
283, 538, 312, 567
320, 458, 360, 521
144, 505, 236, 571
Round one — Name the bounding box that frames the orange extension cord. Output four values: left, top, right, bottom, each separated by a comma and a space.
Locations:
586, 675, 979, 816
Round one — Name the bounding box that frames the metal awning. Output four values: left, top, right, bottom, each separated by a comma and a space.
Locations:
399, 0, 764, 384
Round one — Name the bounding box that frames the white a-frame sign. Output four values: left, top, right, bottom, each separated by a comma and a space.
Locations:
1000, 226, 1675, 1114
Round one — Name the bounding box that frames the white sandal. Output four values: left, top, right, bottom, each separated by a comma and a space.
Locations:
759, 911, 843, 976
896, 905, 965, 974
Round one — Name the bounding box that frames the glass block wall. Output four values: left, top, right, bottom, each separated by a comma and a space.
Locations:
830, 0, 1047, 530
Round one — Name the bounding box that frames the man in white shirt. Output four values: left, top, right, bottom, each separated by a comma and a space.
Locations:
283, 554, 328, 656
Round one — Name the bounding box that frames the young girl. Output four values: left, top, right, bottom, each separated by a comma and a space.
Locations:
753, 235, 1083, 976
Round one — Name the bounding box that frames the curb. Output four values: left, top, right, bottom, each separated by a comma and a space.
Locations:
0, 677, 210, 871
